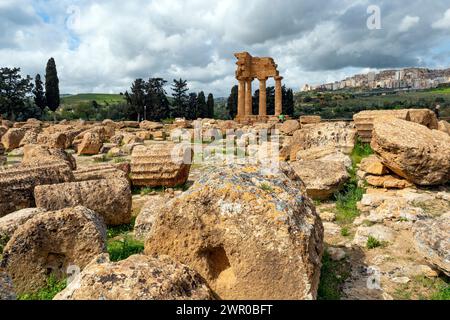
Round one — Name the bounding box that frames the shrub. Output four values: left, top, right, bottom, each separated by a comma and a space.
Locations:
18, 274, 66, 300
366, 236, 382, 249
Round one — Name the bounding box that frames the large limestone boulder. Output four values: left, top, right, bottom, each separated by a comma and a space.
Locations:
1, 128, 25, 151
37, 132, 67, 149
295, 145, 352, 169
19, 129, 39, 147
300, 115, 321, 125
438, 120, 450, 135
134, 195, 168, 241
77, 132, 102, 155
0, 206, 107, 294
73, 164, 128, 182
0, 269, 15, 300
289, 122, 356, 159
359, 155, 388, 175
0, 208, 45, 249
139, 120, 163, 131
353, 109, 410, 143
34, 178, 132, 226
0, 126, 7, 139
144, 164, 324, 300
54, 254, 214, 300
365, 175, 414, 189
0, 163, 74, 217
413, 214, 450, 276
279, 120, 300, 135
407, 109, 439, 129
22, 144, 77, 170
371, 117, 450, 185
291, 160, 349, 200
131, 144, 192, 187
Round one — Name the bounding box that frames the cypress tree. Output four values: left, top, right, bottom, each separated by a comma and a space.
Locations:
196, 91, 207, 118
207, 93, 214, 118
171, 78, 189, 118
33, 74, 46, 111
226, 85, 238, 119
45, 58, 60, 112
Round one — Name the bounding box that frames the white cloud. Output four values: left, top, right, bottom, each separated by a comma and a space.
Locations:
0, 0, 450, 96
399, 15, 420, 32
432, 8, 450, 29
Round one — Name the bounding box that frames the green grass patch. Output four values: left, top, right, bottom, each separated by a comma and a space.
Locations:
61, 93, 125, 106
113, 157, 127, 163
259, 183, 273, 192
351, 138, 373, 165
93, 154, 112, 163
366, 236, 382, 249
333, 139, 371, 225
317, 251, 351, 300
107, 236, 144, 262
340, 227, 350, 237
18, 274, 66, 300
107, 218, 136, 239
394, 275, 450, 300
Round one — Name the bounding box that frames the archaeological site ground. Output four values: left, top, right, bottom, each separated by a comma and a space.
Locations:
0, 1, 449, 313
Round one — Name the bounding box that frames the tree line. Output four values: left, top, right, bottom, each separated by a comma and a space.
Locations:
226, 84, 294, 119
123, 78, 214, 121
0, 58, 59, 121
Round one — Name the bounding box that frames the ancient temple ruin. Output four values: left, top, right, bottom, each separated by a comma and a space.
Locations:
234, 52, 283, 122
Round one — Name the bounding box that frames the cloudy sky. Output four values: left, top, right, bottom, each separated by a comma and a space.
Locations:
2, 0, 450, 97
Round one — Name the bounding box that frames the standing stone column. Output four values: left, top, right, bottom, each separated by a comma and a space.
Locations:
245, 78, 253, 116
275, 76, 283, 116
238, 79, 245, 117
258, 78, 267, 117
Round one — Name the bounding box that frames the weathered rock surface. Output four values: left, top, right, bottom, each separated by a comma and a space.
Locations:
139, 120, 163, 131
73, 164, 128, 182
0, 208, 45, 249
291, 160, 349, 200
34, 178, 132, 226
295, 145, 352, 169
353, 224, 396, 246
299, 115, 321, 125
131, 144, 192, 187
289, 122, 356, 159
413, 214, 450, 276
19, 129, 39, 147
144, 164, 324, 300
0, 143, 5, 166
1, 128, 25, 151
359, 155, 388, 175
279, 120, 300, 135
353, 109, 410, 143
0, 206, 107, 294
22, 144, 77, 170
37, 132, 67, 149
77, 132, 102, 155
438, 120, 450, 135
0, 163, 74, 216
0, 269, 15, 300
134, 195, 168, 241
365, 175, 414, 189
54, 254, 214, 300
407, 109, 439, 129
371, 117, 450, 185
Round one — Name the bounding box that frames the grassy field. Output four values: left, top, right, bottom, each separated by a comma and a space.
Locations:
61, 93, 125, 106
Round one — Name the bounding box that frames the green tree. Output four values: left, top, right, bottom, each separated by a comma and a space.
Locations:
0, 67, 33, 120
145, 78, 170, 120
171, 78, 189, 118
45, 58, 60, 112
33, 74, 46, 111
196, 91, 207, 118
226, 85, 238, 119
187, 92, 198, 120
207, 93, 214, 118
124, 78, 146, 121
283, 87, 294, 116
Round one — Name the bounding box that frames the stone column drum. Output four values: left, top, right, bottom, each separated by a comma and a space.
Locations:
275, 76, 283, 116
259, 78, 267, 117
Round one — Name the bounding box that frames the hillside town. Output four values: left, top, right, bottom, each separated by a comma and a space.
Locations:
303, 68, 450, 92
